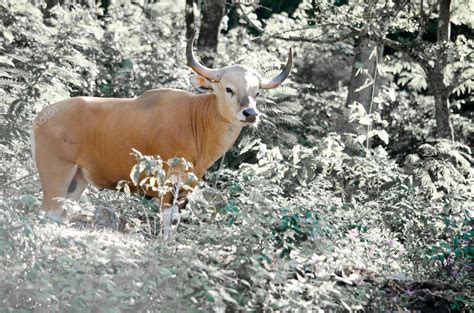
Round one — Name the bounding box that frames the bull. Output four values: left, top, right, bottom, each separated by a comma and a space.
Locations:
32, 35, 292, 236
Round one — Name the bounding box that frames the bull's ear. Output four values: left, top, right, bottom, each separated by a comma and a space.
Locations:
189, 74, 213, 93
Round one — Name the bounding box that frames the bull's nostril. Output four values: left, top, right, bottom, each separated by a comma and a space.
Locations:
246, 115, 257, 123
243, 110, 250, 117
171, 219, 179, 226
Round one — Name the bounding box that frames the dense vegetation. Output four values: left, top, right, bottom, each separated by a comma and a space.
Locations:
1, 0, 473, 311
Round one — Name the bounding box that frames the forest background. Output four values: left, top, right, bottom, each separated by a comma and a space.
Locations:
0, 0, 473, 311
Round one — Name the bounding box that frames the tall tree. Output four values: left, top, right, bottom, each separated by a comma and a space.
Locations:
427, 0, 454, 140
345, 36, 384, 148
346, 0, 383, 115
196, 0, 226, 67
346, 38, 383, 111
185, 0, 196, 40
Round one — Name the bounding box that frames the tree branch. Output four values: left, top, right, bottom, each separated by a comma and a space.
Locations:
236, 2, 356, 44
236, 1, 432, 71
235, 2, 264, 33
372, 35, 432, 71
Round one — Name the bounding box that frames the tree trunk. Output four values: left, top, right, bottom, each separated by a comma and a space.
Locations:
437, 0, 451, 42
197, 0, 226, 67
430, 0, 454, 140
346, 37, 383, 112
345, 37, 384, 147
430, 73, 453, 140
185, 0, 196, 40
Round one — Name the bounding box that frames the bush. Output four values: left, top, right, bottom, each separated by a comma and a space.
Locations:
0, 0, 472, 311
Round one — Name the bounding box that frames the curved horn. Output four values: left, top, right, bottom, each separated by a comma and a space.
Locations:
186, 33, 222, 82
260, 47, 293, 89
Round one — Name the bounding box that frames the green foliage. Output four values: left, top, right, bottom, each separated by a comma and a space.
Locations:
0, 1, 103, 118
377, 185, 473, 288
114, 149, 197, 236
272, 207, 319, 258
385, 60, 428, 92
93, 2, 188, 98
404, 141, 473, 198
0, 0, 473, 312
3, 136, 472, 311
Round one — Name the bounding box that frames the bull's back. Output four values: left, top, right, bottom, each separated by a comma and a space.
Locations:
34, 90, 197, 189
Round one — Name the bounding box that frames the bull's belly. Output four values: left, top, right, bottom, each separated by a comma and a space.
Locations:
74, 137, 201, 198
79, 166, 128, 190
80, 163, 183, 206
78, 157, 184, 198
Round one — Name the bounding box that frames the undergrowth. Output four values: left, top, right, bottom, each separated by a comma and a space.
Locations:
0, 0, 473, 312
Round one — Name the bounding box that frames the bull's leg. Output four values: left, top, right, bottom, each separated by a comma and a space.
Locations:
161, 204, 180, 240
63, 169, 92, 223
161, 183, 190, 239
37, 161, 80, 223
66, 169, 89, 201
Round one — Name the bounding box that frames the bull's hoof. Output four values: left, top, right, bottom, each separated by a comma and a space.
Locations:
46, 209, 68, 224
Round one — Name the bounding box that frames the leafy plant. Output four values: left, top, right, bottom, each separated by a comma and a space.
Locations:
117, 149, 197, 236
404, 140, 473, 198
0, 1, 473, 312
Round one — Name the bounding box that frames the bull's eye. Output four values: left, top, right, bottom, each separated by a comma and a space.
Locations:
226, 87, 234, 96
256, 92, 260, 97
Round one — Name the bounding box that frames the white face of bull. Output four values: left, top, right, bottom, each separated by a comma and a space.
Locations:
189, 65, 262, 125
186, 34, 293, 126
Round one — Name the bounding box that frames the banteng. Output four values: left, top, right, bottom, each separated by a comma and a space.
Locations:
32, 35, 292, 236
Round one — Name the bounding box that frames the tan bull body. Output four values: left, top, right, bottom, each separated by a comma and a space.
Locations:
33, 89, 239, 208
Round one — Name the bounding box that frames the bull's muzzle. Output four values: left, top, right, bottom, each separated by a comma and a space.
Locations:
243, 108, 258, 123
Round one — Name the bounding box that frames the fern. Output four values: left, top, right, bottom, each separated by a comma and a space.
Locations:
0, 1, 103, 150
452, 79, 474, 96
0, 78, 23, 89
0, 67, 30, 79
404, 141, 473, 196
384, 60, 428, 91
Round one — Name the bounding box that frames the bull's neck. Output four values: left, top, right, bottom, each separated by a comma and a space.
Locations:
189, 94, 242, 178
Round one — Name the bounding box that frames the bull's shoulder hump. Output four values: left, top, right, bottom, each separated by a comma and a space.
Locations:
138, 88, 194, 105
